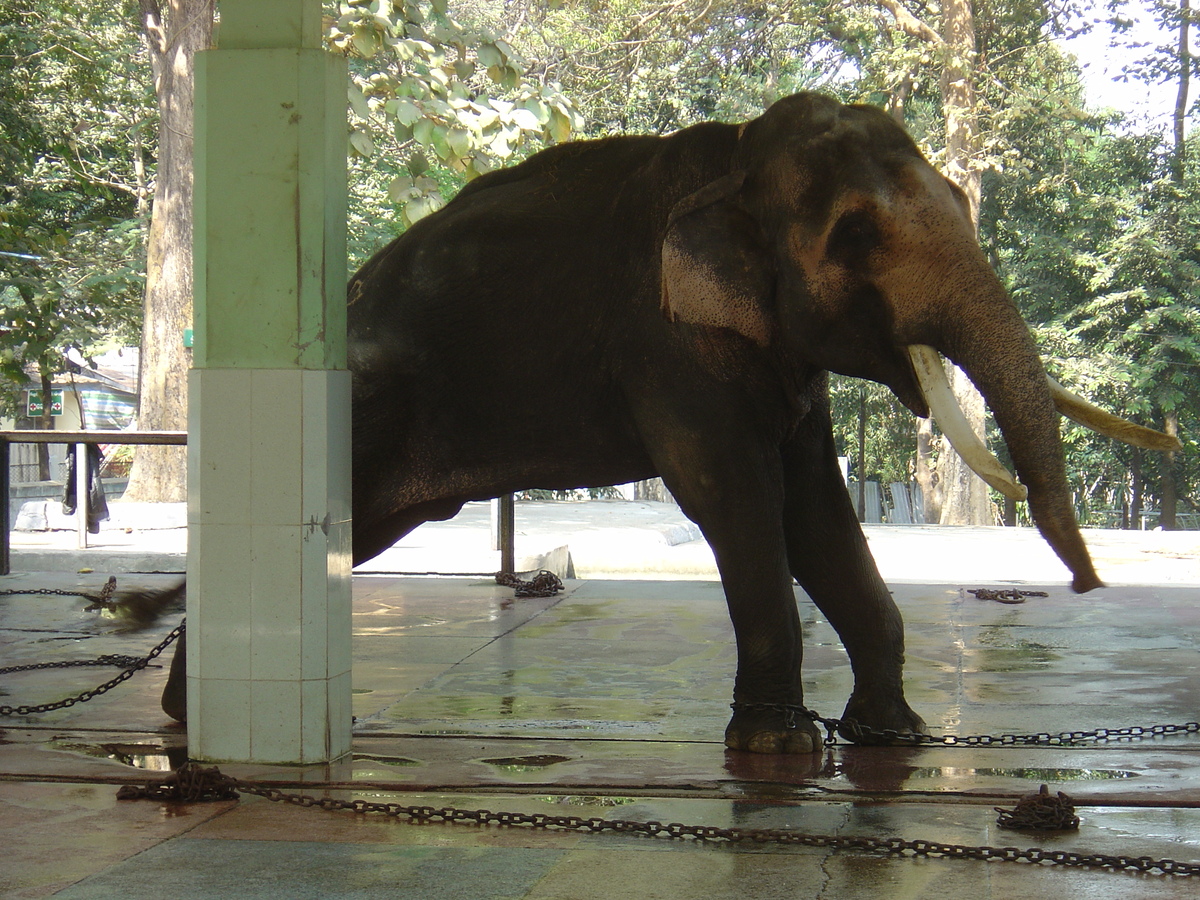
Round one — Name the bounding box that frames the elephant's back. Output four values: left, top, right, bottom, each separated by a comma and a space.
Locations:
345, 120, 745, 403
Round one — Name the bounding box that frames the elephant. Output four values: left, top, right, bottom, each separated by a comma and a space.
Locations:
162, 92, 1178, 752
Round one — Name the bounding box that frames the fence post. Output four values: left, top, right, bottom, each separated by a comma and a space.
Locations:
499, 493, 515, 574
1, 437, 9, 576
75, 443, 89, 550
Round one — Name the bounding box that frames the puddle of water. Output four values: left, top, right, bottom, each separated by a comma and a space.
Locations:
481, 754, 574, 773
539, 795, 635, 807
906, 766, 1139, 781
354, 754, 421, 768
50, 740, 185, 771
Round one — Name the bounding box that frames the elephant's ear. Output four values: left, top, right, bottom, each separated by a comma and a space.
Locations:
661, 173, 774, 346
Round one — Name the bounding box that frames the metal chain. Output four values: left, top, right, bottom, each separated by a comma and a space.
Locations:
729, 703, 1200, 748
968, 588, 1048, 604
0, 576, 118, 608
995, 785, 1080, 831
0, 619, 184, 716
495, 570, 564, 597
116, 763, 1198, 876
811, 710, 1200, 748
0, 654, 148, 675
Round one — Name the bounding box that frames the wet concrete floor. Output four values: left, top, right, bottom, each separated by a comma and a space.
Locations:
2, 569, 1199, 898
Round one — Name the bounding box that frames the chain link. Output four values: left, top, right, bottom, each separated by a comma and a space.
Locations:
116, 763, 1199, 877
0, 619, 184, 716
967, 588, 1048, 604
783, 705, 1200, 748
995, 785, 1080, 831
0, 576, 118, 607
495, 570, 564, 597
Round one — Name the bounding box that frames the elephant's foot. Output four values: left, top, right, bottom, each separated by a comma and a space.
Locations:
725, 702, 822, 754
836, 692, 926, 745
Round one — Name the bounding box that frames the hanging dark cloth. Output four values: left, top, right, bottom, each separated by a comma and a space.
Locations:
62, 444, 110, 534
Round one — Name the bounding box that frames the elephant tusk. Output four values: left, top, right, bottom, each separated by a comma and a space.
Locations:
908, 345, 1029, 502
1047, 377, 1184, 452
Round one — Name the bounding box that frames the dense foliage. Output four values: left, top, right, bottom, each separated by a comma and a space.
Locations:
1, 0, 1195, 525
0, 1, 148, 413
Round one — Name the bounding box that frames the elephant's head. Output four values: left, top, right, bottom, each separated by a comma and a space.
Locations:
662, 92, 1179, 593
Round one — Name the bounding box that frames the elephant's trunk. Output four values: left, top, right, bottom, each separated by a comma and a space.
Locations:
937, 298, 1103, 594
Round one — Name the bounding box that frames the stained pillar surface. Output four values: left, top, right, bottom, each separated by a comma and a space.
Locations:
188, 0, 351, 764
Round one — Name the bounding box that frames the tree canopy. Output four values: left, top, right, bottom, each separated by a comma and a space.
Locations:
0, 0, 148, 413
1, 0, 1195, 526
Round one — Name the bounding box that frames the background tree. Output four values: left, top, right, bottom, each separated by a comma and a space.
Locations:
121, 1, 581, 500
121, 0, 212, 502
5, 0, 1192, 523
0, 0, 149, 476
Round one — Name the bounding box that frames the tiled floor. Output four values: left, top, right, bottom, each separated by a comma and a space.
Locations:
2, 571, 1199, 898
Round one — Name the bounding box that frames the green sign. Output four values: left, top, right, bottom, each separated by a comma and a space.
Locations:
26, 389, 64, 417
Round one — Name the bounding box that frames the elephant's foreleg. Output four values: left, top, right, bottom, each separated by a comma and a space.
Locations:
780, 410, 926, 743
646, 424, 822, 753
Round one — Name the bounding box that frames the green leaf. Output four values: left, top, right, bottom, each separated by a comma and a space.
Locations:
508, 107, 540, 131
522, 98, 550, 124
392, 98, 422, 126
348, 84, 371, 120
489, 131, 512, 159
392, 120, 413, 143
447, 127, 471, 158
548, 108, 572, 144
499, 65, 521, 91
349, 129, 375, 157
403, 193, 444, 226
352, 26, 382, 59
477, 43, 503, 68
430, 124, 452, 160
413, 117, 434, 148
407, 152, 429, 177
387, 174, 415, 202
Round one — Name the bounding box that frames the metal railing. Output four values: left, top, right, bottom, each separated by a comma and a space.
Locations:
2, 431, 527, 578
0, 430, 187, 576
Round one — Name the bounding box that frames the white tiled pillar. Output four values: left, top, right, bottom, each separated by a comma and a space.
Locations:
188, 1, 351, 764
187, 369, 352, 762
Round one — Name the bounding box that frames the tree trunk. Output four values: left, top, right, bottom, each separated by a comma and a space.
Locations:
915, 417, 940, 522
932, 0, 991, 526
856, 385, 867, 522
1130, 448, 1144, 529
880, 0, 992, 527
37, 368, 53, 480
1158, 0, 1189, 530
1159, 411, 1179, 530
123, 1, 213, 502
634, 478, 675, 503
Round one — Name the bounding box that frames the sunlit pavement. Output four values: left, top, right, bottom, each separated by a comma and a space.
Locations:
2, 508, 1199, 898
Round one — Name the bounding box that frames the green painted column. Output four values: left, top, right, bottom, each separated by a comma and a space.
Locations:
189, 0, 351, 763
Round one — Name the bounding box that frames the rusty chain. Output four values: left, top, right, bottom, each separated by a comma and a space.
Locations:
995, 785, 1080, 831
727, 701, 1200, 748
0, 576, 118, 608
968, 588, 1048, 604
495, 570, 564, 597
0, 619, 184, 716
115, 763, 1198, 876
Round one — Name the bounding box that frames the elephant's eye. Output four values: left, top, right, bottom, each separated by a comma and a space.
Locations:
826, 210, 880, 263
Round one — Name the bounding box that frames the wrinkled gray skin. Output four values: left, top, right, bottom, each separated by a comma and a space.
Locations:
164, 93, 1101, 752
